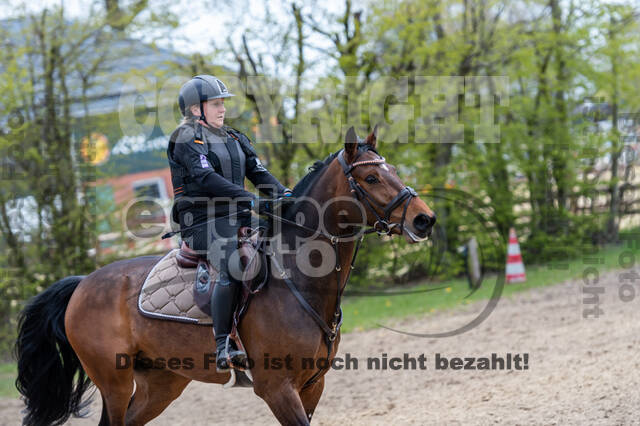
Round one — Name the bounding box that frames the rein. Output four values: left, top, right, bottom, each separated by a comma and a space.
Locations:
261, 148, 418, 389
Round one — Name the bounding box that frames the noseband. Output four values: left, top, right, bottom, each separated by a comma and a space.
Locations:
337, 149, 417, 236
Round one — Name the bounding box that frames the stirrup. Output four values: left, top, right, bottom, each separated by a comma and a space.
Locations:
215, 335, 231, 372
216, 336, 248, 373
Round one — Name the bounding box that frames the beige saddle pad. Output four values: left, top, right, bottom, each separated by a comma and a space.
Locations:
138, 249, 213, 325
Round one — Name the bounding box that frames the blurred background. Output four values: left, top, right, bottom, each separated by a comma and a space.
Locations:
1, 0, 640, 359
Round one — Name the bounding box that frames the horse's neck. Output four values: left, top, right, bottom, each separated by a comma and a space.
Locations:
279, 164, 356, 320
300, 160, 357, 271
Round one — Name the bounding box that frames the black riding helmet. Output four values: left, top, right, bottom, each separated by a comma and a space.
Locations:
178, 75, 235, 123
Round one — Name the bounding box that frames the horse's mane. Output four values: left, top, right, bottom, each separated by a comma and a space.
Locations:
283, 143, 378, 219
290, 152, 340, 198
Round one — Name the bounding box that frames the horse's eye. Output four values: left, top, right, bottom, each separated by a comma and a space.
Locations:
365, 175, 379, 184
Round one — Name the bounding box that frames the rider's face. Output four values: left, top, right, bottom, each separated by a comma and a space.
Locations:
204, 98, 225, 128
192, 98, 226, 128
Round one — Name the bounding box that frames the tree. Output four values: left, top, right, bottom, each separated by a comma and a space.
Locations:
595, 4, 640, 242
0, 0, 178, 356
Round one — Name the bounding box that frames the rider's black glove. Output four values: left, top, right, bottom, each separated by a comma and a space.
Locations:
254, 195, 295, 216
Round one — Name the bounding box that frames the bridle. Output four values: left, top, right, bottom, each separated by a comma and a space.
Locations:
337, 148, 418, 236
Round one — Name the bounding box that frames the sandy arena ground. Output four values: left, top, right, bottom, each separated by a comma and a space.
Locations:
2, 267, 638, 425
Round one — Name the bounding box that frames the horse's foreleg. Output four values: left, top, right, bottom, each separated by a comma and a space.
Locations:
125, 369, 191, 426
256, 382, 310, 426
299, 377, 325, 423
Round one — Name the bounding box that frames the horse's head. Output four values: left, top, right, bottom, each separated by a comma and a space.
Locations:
331, 126, 436, 242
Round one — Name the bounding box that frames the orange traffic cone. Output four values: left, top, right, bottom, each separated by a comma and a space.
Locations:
506, 227, 526, 283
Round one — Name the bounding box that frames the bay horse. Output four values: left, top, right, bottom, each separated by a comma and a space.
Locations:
15, 126, 435, 425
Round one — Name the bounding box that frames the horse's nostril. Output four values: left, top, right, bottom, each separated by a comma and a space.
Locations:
413, 213, 436, 233
413, 214, 430, 233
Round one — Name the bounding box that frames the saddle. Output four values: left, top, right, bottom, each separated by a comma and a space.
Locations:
175, 242, 216, 315
174, 228, 265, 319
138, 227, 266, 326
175, 241, 202, 268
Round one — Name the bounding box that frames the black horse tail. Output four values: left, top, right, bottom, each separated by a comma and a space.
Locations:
15, 276, 95, 426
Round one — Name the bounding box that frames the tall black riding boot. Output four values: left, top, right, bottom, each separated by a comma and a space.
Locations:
211, 272, 247, 371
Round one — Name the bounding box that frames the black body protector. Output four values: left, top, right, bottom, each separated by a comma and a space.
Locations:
167, 121, 285, 232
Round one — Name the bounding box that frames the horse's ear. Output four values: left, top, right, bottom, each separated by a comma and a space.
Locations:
365, 124, 378, 149
344, 126, 358, 161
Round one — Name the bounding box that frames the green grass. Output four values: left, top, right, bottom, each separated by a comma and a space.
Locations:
1, 241, 637, 399
0, 362, 17, 398
341, 242, 640, 333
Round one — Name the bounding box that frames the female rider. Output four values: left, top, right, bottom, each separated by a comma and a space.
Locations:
167, 75, 290, 371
